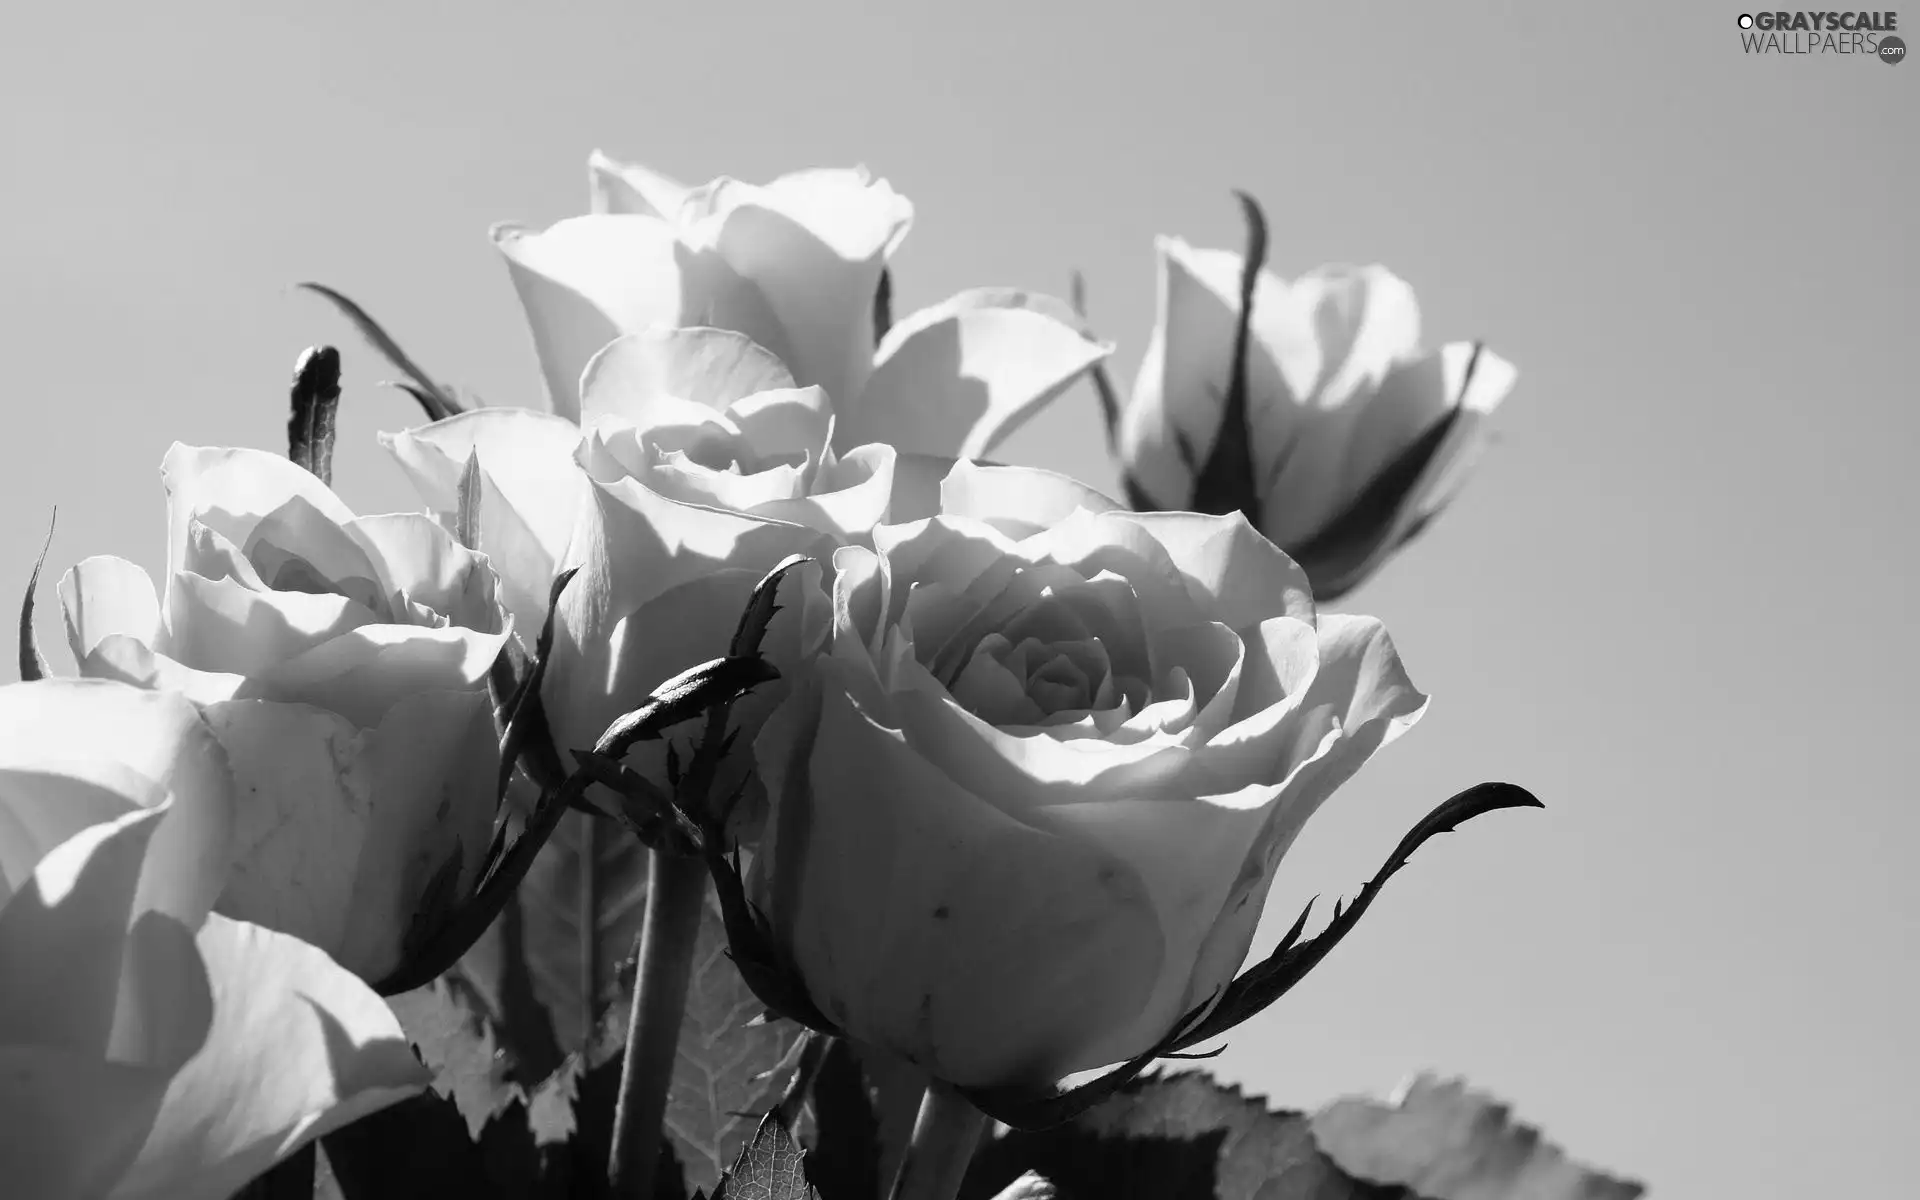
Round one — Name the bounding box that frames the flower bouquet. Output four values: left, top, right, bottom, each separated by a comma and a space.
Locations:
1, 155, 1640, 1200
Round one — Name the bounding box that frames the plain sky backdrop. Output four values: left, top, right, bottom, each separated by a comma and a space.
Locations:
3, 2, 1913, 1195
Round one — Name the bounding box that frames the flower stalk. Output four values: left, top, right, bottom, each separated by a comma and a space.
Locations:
607, 848, 707, 1195
887, 1080, 990, 1200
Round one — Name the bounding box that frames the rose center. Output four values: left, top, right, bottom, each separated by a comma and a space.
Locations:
948, 633, 1116, 728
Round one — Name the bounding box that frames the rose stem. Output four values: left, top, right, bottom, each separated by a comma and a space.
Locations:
886, 1079, 991, 1200
607, 847, 706, 1196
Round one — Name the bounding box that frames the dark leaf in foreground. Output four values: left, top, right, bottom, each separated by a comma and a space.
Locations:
962, 1072, 1407, 1200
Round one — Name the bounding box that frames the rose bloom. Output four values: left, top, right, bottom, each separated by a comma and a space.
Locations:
385, 327, 881, 805
0, 679, 425, 1199
749, 462, 1427, 1088
1120, 244, 1517, 600
496, 153, 1109, 458
57, 444, 510, 981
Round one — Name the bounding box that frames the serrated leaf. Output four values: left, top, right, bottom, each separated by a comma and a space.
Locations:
458, 810, 652, 1081
1310, 1075, 1645, 1200
712, 1113, 820, 1200
667, 889, 808, 1194
963, 1071, 1410, 1200
389, 976, 524, 1133
18, 510, 54, 682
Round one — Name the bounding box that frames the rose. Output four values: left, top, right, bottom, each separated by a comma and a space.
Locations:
385, 326, 888, 807
747, 462, 1427, 1088
57, 444, 511, 981
496, 153, 1111, 458
0, 678, 426, 1199
1119, 242, 1517, 600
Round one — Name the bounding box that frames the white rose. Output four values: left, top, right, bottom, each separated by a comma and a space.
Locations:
58, 444, 510, 981
0, 678, 426, 1199
1121, 244, 1517, 599
496, 154, 1110, 458
748, 462, 1428, 1087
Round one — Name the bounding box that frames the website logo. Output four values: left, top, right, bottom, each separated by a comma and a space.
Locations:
1737, 10, 1905, 60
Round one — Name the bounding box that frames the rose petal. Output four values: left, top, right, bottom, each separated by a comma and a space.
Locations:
59, 557, 162, 661
938, 460, 1121, 540
0, 1044, 176, 1200
1021, 509, 1208, 638
1023, 777, 1286, 1066
347, 513, 504, 636
110, 914, 428, 1199
587, 150, 690, 218
751, 678, 1164, 1086
1120, 510, 1315, 629
382, 408, 589, 640
244, 624, 504, 730
165, 571, 378, 680
0, 809, 214, 1200
844, 289, 1115, 459
0, 809, 160, 1055
730, 385, 833, 463
1117, 239, 1311, 510
679, 168, 912, 409
76, 638, 247, 709
752, 442, 896, 541
160, 446, 362, 595
580, 327, 798, 425
493, 215, 790, 420
0, 680, 234, 925
206, 691, 495, 982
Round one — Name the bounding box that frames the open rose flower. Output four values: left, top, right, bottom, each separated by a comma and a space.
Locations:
1119, 239, 1518, 600
495, 153, 1111, 458
384, 326, 889, 806
0, 679, 426, 1199
748, 462, 1427, 1087
57, 444, 510, 982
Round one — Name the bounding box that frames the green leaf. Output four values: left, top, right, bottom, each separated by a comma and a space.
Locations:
962, 1071, 1408, 1200
666, 889, 808, 1194
1310, 1075, 1646, 1200
287, 346, 343, 486
297, 281, 461, 421
711, 1112, 820, 1200
17, 510, 54, 683
458, 809, 651, 1082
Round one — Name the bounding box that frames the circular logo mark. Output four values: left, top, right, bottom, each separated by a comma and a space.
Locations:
1880, 35, 1906, 63
1738, 13, 1754, 28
